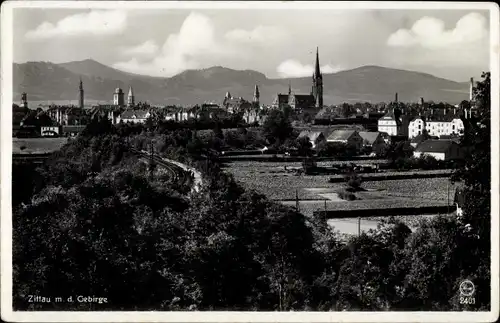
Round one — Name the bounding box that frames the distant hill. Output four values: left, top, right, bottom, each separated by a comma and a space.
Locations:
13, 59, 470, 106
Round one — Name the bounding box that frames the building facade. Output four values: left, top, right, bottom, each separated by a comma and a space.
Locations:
113, 88, 125, 107
378, 112, 399, 136
408, 115, 464, 139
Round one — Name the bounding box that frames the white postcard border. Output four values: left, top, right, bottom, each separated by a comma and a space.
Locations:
1, 1, 499, 322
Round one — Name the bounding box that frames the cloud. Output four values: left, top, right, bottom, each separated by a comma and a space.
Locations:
122, 40, 159, 57
224, 26, 289, 44
387, 12, 488, 48
276, 59, 344, 78
113, 12, 240, 77
25, 10, 127, 40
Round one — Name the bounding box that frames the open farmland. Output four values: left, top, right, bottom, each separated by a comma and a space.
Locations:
226, 161, 458, 202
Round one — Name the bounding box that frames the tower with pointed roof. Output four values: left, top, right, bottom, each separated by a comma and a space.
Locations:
253, 84, 260, 108
78, 77, 84, 109
288, 82, 292, 95
127, 86, 135, 108
312, 47, 323, 108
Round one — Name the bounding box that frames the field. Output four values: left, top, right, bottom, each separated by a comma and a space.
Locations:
226, 161, 457, 200
226, 160, 458, 220
12, 138, 70, 154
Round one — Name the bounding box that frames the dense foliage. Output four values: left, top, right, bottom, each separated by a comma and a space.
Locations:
13, 74, 491, 311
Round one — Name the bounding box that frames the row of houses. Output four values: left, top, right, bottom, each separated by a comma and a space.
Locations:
297, 127, 464, 161
297, 129, 386, 152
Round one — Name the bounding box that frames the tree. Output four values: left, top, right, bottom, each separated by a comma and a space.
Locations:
448, 72, 491, 309
296, 136, 313, 157
262, 109, 293, 145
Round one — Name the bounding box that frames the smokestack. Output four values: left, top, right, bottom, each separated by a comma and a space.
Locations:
420, 97, 424, 106
395, 92, 398, 103
470, 77, 474, 101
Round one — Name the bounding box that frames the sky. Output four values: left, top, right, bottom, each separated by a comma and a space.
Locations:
13, 7, 491, 82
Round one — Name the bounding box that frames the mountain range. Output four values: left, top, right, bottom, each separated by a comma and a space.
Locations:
13, 59, 472, 107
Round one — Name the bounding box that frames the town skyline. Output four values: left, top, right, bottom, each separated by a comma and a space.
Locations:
14, 8, 490, 82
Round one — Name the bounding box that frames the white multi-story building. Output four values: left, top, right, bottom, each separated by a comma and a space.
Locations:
408, 115, 464, 139
377, 111, 400, 136
117, 109, 151, 124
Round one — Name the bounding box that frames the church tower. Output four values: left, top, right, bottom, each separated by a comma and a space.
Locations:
253, 84, 260, 108
127, 86, 135, 107
78, 77, 84, 109
21, 92, 28, 109
113, 87, 125, 107
312, 47, 323, 108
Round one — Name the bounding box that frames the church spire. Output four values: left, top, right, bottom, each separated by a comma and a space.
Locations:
288, 82, 292, 95
127, 86, 135, 107
314, 47, 321, 79
312, 47, 323, 108
253, 84, 260, 101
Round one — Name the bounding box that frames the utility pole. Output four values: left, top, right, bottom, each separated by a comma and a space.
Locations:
295, 189, 300, 212
358, 217, 361, 236
447, 180, 450, 213
149, 139, 154, 180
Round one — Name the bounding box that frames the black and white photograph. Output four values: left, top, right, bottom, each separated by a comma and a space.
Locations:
1, 1, 499, 322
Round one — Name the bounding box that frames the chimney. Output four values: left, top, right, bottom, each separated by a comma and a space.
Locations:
420, 97, 424, 106
469, 77, 474, 101
395, 92, 398, 103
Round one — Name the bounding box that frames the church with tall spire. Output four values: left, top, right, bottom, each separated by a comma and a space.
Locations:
272, 47, 325, 111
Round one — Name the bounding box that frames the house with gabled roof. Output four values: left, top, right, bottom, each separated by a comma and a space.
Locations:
297, 130, 326, 148
413, 139, 464, 161
326, 129, 363, 151
358, 131, 385, 151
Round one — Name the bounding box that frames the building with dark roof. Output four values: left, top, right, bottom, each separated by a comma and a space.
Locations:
359, 131, 386, 151
326, 129, 363, 151
413, 139, 464, 161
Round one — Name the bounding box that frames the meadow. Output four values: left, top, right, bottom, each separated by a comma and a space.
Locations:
12, 137, 70, 154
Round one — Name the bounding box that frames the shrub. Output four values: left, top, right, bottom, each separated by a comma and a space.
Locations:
338, 190, 357, 201
344, 172, 363, 191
